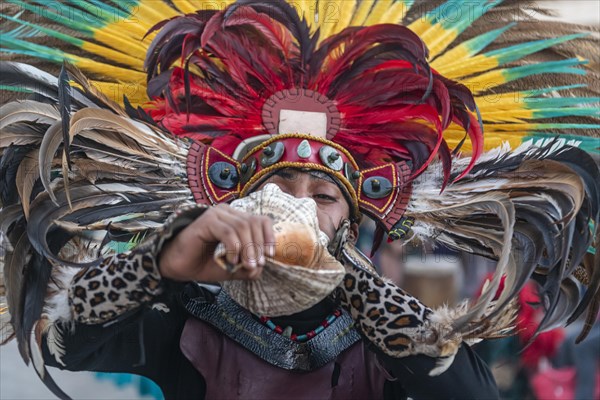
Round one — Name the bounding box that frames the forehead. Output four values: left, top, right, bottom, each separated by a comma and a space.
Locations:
273, 168, 338, 184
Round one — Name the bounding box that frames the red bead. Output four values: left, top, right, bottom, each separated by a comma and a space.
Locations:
306, 331, 316, 339
322, 321, 329, 327
291, 334, 298, 341
274, 326, 283, 334
260, 316, 268, 323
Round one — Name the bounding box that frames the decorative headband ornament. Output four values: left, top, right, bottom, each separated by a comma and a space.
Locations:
150, 5, 483, 241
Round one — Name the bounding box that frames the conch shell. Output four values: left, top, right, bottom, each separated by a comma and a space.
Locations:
216, 184, 345, 316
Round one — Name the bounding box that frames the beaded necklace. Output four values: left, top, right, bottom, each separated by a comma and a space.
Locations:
259, 309, 342, 342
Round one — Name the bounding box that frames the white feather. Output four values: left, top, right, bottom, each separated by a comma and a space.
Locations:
42, 265, 80, 325
0, 100, 59, 129
45, 323, 66, 366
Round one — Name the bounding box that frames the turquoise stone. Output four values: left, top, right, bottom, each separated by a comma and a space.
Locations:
319, 145, 343, 171
297, 139, 312, 158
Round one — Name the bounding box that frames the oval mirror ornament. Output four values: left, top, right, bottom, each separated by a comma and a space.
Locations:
319, 145, 343, 171
362, 176, 393, 199
240, 157, 257, 184
209, 161, 239, 189
260, 141, 285, 167
344, 163, 360, 189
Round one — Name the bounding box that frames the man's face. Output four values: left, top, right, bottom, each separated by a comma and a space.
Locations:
259, 169, 351, 239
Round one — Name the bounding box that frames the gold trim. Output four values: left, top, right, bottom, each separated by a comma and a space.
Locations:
204, 147, 241, 202
241, 133, 360, 170
238, 134, 362, 217
357, 164, 398, 214
240, 161, 360, 217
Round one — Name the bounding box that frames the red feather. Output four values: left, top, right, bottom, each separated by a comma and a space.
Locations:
144, 1, 483, 181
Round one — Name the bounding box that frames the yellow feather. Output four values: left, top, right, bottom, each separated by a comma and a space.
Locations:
427, 30, 461, 59
101, 18, 152, 40
407, 18, 433, 36
475, 123, 543, 132
81, 42, 145, 68
477, 91, 527, 104
431, 44, 471, 70
364, 0, 392, 26
171, 0, 201, 14
331, 0, 357, 36
480, 115, 532, 124
136, 0, 181, 22
88, 81, 149, 107
418, 24, 452, 55
465, 70, 509, 94
350, 0, 374, 26
93, 29, 150, 60
435, 55, 501, 80
443, 129, 525, 152
101, 20, 159, 46
74, 57, 147, 82
382, 1, 410, 24
477, 105, 529, 115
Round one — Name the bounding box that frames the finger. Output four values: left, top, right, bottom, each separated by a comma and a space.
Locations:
249, 217, 267, 266
208, 218, 242, 266
211, 208, 258, 268
230, 216, 258, 270
234, 264, 263, 280
231, 264, 263, 281
261, 216, 276, 258
248, 264, 263, 280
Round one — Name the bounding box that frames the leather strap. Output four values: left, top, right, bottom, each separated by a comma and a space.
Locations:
182, 285, 362, 371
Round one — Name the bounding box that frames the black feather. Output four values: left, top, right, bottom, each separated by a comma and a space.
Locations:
226, 0, 315, 70
0, 145, 34, 206
57, 64, 72, 168
20, 244, 74, 400
184, 58, 192, 121
4, 221, 29, 364
123, 96, 159, 128
0, 62, 58, 103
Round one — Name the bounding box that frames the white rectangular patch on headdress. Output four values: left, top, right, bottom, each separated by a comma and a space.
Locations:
279, 109, 327, 138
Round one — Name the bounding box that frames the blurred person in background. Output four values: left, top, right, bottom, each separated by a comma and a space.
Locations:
376, 240, 407, 287
552, 313, 600, 400
475, 277, 565, 400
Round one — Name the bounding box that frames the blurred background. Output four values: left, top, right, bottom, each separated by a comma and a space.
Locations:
1, 1, 599, 399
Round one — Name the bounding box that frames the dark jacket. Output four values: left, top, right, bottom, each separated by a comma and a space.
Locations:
43, 285, 499, 400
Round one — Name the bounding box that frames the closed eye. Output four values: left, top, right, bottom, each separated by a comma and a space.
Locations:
314, 194, 337, 202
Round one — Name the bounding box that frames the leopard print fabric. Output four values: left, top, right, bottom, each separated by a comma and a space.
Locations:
336, 246, 452, 360
69, 204, 208, 324
338, 265, 434, 356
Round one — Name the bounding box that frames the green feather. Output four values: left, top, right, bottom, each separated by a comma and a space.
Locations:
486, 34, 588, 65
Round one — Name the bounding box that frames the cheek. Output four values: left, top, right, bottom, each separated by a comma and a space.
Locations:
315, 205, 349, 240
316, 212, 336, 240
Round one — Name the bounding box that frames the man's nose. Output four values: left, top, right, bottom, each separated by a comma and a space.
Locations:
284, 181, 310, 199
289, 188, 310, 199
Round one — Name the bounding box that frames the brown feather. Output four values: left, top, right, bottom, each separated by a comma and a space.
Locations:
15, 149, 40, 219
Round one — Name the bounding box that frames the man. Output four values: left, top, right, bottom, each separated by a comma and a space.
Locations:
41, 167, 499, 399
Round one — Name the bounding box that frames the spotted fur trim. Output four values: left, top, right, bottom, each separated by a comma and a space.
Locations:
42, 204, 208, 326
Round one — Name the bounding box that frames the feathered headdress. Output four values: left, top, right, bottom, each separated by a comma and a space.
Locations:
137, 1, 484, 236
0, 0, 599, 398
